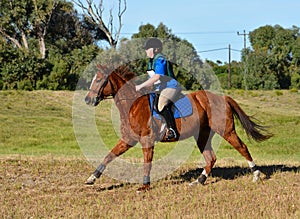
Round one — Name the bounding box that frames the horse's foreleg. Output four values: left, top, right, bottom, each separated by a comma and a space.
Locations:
86, 139, 134, 185
136, 146, 154, 193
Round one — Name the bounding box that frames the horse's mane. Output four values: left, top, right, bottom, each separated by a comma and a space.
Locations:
112, 64, 136, 81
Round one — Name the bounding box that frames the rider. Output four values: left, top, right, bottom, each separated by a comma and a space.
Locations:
135, 38, 181, 141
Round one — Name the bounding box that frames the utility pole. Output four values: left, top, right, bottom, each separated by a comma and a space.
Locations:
228, 44, 231, 89
237, 30, 249, 49
237, 30, 250, 90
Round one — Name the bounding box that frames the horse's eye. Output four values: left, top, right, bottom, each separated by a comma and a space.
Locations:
96, 79, 101, 83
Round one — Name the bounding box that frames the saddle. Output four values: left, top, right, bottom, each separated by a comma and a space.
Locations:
149, 92, 193, 119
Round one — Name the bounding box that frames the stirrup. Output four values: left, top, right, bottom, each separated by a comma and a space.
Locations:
165, 128, 177, 140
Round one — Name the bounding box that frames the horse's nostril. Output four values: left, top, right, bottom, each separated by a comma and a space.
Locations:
85, 96, 91, 104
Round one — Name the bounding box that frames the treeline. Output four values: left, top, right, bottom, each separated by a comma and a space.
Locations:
0, 0, 299, 90
213, 25, 300, 90
0, 0, 102, 90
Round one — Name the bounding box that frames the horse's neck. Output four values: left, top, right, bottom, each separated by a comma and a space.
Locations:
113, 81, 140, 119
111, 71, 147, 121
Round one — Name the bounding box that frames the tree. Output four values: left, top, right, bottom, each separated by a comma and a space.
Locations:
207, 60, 243, 89
32, 0, 59, 59
132, 23, 177, 40
290, 27, 300, 89
46, 2, 97, 52
0, 0, 33, 52
71, 0, 126, 48
0, 0, 100, 90
0, 0, 59, 59
243, 25, 300, 89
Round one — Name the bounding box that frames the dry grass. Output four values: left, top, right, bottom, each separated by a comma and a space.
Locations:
1, 156, 299, 219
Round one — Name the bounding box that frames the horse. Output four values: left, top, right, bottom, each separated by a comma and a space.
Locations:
84, 65, 272, 192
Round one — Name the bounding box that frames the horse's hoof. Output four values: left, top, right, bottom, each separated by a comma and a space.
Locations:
85, 174, 97, 185
252, 170, 260, 182
136, 184, 150, 193
198, 174, 207, 185
189, 179, 199, 186
189, 174, 207, 186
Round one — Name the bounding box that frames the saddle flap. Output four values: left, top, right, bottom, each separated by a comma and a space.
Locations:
149, 93, 193, 119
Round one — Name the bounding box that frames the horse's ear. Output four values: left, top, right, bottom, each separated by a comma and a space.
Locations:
96, 64, 107, 74
96, 64, 111, 75
120, 65, 130, 72
96, 63, 123, 75
96, 64, 104, 73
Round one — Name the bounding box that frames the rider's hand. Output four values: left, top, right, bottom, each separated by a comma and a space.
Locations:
136, 85, 142, 92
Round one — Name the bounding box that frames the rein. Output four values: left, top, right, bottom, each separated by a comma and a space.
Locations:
90, 67, 140, 104
112, 73, 147, 106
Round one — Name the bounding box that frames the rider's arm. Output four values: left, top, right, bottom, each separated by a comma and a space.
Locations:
136, 74, 160, 91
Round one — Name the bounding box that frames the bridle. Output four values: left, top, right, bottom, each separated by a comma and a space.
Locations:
89, 73, 114, 102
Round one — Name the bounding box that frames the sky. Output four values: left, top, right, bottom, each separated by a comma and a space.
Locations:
93, 0, 300, 63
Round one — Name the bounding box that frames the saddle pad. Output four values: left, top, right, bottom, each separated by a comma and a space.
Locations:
149, 93, 193, 119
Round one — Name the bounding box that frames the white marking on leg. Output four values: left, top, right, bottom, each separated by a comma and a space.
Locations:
201, 169, 208, 177
247, 160, 256, 168
86, 174, 97, 185
253, 170, 260, 182
189, 169, 208, 186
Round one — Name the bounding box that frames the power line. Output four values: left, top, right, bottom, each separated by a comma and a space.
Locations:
231, 48, 242, 52
197, 48, 228, 53
173, 31, 235, 35
119, 31, 236, 35
197, 47, 241, 53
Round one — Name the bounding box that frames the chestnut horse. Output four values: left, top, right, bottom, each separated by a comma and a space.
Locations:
84, 65, 272, 191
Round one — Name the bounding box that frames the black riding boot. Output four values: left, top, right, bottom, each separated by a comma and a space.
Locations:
159, 103, 179, 141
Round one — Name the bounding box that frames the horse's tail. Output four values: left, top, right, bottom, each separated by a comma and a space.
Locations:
226, 96, 273, 142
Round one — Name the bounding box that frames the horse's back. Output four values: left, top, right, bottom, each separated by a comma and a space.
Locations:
174, 90, 211, 139
187, 90, 230, 136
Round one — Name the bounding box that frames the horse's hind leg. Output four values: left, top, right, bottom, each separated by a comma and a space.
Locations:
223, 130, 260, 182
190, 127, 216, 186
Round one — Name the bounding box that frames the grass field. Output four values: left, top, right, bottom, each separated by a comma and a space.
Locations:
0, 90, 299, 218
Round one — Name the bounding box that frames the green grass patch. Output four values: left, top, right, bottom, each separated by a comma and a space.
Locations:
0, 90, 299, 164
0, 91, 79, 156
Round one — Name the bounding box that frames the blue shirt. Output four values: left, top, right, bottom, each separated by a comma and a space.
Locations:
149, 54, 179, 90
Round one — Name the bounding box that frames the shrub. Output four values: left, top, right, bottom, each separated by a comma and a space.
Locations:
291, 72, 300, 89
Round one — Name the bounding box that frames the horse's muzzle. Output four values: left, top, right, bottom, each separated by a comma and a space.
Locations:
85, 96, 92, 105
85, 96, 100, 106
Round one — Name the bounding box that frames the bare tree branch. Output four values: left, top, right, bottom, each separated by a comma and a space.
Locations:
72, 0, 88, 11
115, 0, 126, 43
20, 30, 29, 50
109, 8, 113, 35
71, 0, 126, 47
0, 27, 22, 49
94, 0, 103, 19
